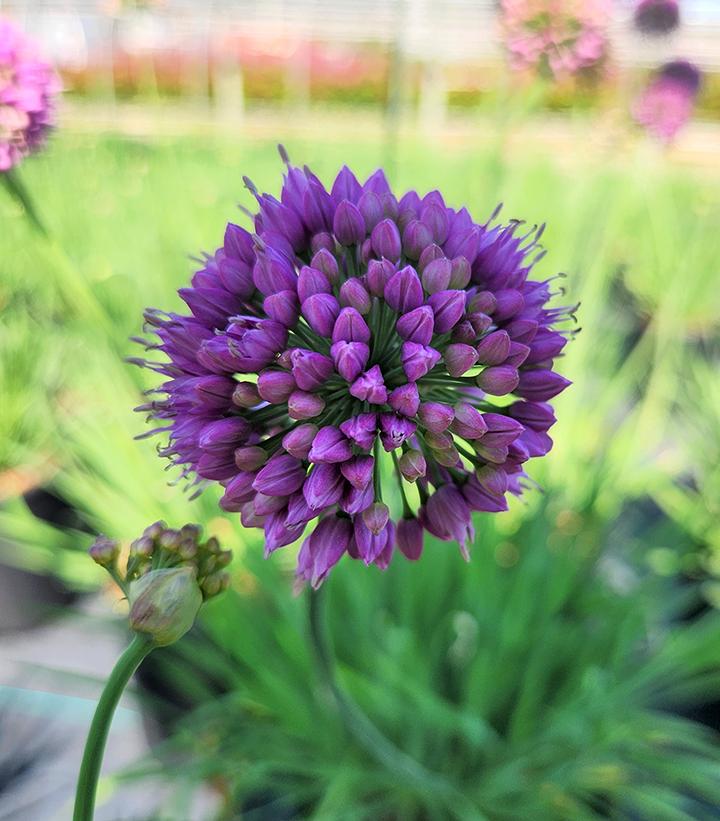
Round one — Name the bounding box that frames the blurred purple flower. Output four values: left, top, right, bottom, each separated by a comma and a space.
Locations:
634, 60, 701, 143
136, 148, 573, 585
633, 0, 680, 36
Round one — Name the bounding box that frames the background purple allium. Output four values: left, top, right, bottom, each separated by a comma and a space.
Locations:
633, 0, 680, 36
634, 60, 701, 143
500, 0, 612, 80
0, 18, 60, 172
137, 151, 573, 587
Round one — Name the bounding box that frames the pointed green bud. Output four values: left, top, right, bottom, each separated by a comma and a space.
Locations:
128, 567, 202, 647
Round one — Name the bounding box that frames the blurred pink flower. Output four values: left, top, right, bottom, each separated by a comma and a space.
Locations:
500, 0, 612, 80
0, 18, 60, 172
633, 60, 701, 143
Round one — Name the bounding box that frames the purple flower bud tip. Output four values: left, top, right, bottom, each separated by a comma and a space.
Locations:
417, 401, 454, 432
397, 517, 424, 560
350, 365, 388, 404
362, 502, 390, 535
340, 455, 374, 489
339, 277, 372, 315
516, 369, 572, 401
398, 449, 426, 482
476, 330, 511, 366
389, 382, 420, 417
396, 306, 434, 346
234, 445, 268, 471
444, 343, 479, 378
332, 306, 371, 344
331, 340, 370, 382
371, 218, 401, 261
421, 257, 452, 294
302, 293, 340, 338
450, 402, 488, 440
428, 290, 466, 334
402, 342, 441, 382
339, 413, 378, 450
385, 266, 424, 313
297, 265, 332, 303
252, 453, 306, 496
282, 424, 318, 459
476, 365, 520, 396
333, 200, 366, 246
366, 258, 396, 297
402, 219, 434, 260
257, 369, 296, 404
480, 413, 524, 448
291, 349, 334, 391
379, 413, 417, 451
475, 465, 509, 497
308, 426, 353, 464
310, 248, 340, 283
288, 390, 326, 420
232, 381, 261, 408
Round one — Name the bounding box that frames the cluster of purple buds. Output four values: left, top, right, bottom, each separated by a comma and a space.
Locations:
500, 0, 612, 80
0, 18, 60, 172
633, 0, 680, 36
633, 59, 702, 144
135, 148, 573, 588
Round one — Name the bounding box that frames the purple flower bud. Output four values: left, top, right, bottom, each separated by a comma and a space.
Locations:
396, 306, 434, 345
339, 277, 371, 315
340, 482, 374, 516
449, 256, 472, 289
240, 501, 265, 528
333, 199, 366, 246
480, 413, 524, 448
476, 365, 519, 396
418, 243, 445, 273
252, 453, 306, 496
398, 449, 426, 482
291, 349, 334, 391
360, 237, 373, 265
234, 445, 268, 471
421, 257, 452, 294
402, 342, 441, 381
425, 430, 454, 451
358, 190, 384, 231
257, 369, 296, 403
397, 207, 416, 233
462, 475, 509, 513
264, 290, 299, 327
468, 312, 493, 336
526, 329, 568, 365
350, 364, 388, 404
332, 307, 372, 344
301, 293, 340, 337
516, 369, 571, 401
475, 465, 508, 497
288, 390, 326, 420
385, 266, 424, 313
379, 413, 417, 451
282, 423, 319, 459
389, 382, 420, 417
428, 290, 466, 334
199, 418, 250, 452
254, 492, 289, 516
310, 248, 340, 284
444, 343, 479, 377
297, 265, 332, 303
366, 258, 396, 297
219, 471, 256, 511
371, 218, 401, 261
473, 441, 509, 464
421, 203, 450, 245
264, 512, 304, 555
311, 232, 335, 254
362, 501, 390, 535
372, 521, 396, 570
339, 413, 378, 450
276, 349, 294, 369
397, 517, 423, 560
506, 342, 531, 368
381, 192, 399, 220
331, 340, 370, 382
298, 515, 353, 589
507, 400, 556, 431
417, 401, 454, 432
340, 455, 374, 489
402, 219, 433, 260
232, 381, 261, 408
251, 254, 297, 296
505, 319, 539, 344
308, 426, 353, 463
492, 289, 525, 321
468, 290, 496, 315
353, 516, 391, 564
423, 484, 474, 559
303, 463, 345, 510
476, 330, 511, 366
285, 491, 317, 528
450, 402, 488, 439
451, 320, 478, 345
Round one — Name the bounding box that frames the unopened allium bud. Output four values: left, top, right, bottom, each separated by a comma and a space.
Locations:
129, 567, 202, 647
136, 154, 572, 584
89, 536, 120, 568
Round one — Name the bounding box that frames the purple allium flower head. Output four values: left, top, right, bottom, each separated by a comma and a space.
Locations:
0, 19, 60, 172
136, 148, 573, 585
633, 0, 680, 36
633, 60, 702, 144
500, 0, 612, 80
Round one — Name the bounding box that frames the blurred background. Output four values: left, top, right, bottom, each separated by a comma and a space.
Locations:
1, 1, 719, 819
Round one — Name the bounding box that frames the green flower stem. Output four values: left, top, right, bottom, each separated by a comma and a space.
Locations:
307, 589, 486, 821
73, 635, 155, 821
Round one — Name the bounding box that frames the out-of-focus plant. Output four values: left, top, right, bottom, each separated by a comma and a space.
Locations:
634, 61, 702, 144
121, 502, 720, 820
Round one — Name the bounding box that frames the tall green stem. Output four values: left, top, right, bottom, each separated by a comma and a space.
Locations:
73, 635, 154, 821
306, 589, 487, 821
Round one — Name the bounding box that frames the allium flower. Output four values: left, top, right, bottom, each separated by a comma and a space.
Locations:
0, 19, 60, 172
136, 150, 573, 587
633, 0, 680, 36
500, 0, 612, 80
633, 60, 701, 144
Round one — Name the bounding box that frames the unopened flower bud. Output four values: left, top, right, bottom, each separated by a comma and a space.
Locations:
362, 502, 390, 535
129, 567, 203, 647
89, 536, 119, 567
399, 449, 426, 482
232, 381, 261, 408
